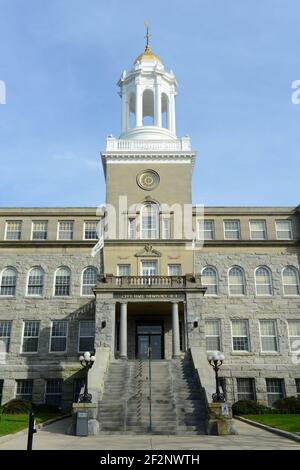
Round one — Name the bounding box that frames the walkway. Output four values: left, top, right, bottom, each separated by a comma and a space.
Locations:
0, 418, 299, 450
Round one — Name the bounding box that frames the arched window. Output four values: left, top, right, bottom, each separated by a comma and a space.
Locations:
54, 267, 71, 297
228, 266, 246, 296
141, 203, 159, 239
201, 267, 218, 295
255, 267, 272, 296
82, 267, 97, 296
142, 89, 154, 125
282, 266, 300, 296
161, 93, 169, 129
0, 267, 17, 296
27, 267, 44, 296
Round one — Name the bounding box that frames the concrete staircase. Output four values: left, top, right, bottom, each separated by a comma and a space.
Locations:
98, 357, 208, 434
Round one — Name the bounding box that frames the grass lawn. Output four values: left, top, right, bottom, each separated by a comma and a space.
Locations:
0, 412, 61, 437
244, 414, 300, 434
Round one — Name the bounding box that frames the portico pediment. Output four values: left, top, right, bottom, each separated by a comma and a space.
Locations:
135, 243, 161, 257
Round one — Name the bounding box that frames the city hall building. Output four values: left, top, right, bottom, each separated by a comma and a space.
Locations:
0, 35, 300, 433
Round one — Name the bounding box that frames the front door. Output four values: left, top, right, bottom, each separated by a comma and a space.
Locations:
136, 324, 163, 359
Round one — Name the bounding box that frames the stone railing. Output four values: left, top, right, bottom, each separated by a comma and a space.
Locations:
105, 137, 191, 152
95, 274, 205, 292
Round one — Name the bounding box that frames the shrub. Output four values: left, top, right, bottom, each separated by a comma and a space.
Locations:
32, 403, 62, 415
232, 400, 269, 415
273, 396, 300, 414
2, 399, 33, 414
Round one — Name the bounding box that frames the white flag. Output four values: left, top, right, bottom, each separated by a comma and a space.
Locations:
91, 236, 104, 257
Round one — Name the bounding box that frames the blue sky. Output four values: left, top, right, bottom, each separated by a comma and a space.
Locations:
0, 0, 299, 207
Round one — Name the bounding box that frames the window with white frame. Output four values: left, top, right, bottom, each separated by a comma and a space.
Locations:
50, 321, 68, 352
128, 218, 136, 240
228, 266, 245, 295
205, 320, 221, 351
16, 379, 33, 400
141, 203, 159, 239
141, 260, 158, 284
275, 220, 293, 240
27, 267, 44, 296
168, 264, 182, 276
117, 264, 131, 276
45, 379, 62, 406
231, 320, 250, 351
0, 267, 17, 296
236, 378, 255, 401
197, 220, 215, 240
162, 218, 171, 240
0, 320, 12, 352
255, 266, 272, 296
249, 220, 267, 240
202, 267, 218, 295
287, 320, 300, 353
282, 266, 300, 296
266, 378, 284, 406
84, 221, 98, 240
5, 221, 22, 240
296, 379, 300, 397
259, 320, 278, 352
54, 267, 71, 296
22, 321, 40, 353
58, 221, 74, 240
82, 267, 97, 296
224, 220, 241, 240
32, 221, 48, 240
79, 320, 95, 352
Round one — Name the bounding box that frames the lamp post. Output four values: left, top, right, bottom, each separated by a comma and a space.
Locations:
207, 351, 225, 403
78, 351, 96, 403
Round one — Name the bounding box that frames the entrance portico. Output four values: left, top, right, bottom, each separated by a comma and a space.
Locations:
94, 273, 206, 361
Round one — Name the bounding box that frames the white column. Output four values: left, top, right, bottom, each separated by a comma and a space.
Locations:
155, 83, 162, 127
170, 93, 176, 135
121, 90, 128, 134
135, 83, 143, 127
120, 302, 128, 359
172, 302, 180, 358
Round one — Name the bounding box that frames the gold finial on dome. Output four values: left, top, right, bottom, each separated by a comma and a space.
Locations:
134, 21, 162, 64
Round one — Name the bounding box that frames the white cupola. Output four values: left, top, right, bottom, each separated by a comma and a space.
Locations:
118, 25, 178, 140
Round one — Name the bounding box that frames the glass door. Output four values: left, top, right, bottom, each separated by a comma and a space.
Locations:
141, 260, 158, 285
136, 324, 163, 359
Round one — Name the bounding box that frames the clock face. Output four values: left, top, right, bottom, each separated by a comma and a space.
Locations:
137, 169, 160, 191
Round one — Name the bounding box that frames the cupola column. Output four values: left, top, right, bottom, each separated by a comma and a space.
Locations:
135, 83, 143, 127
170, 93, 176, 135
121, 90, 129, 134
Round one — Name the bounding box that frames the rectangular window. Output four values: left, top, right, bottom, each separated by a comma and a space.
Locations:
249, 220, 267, 240
79, 320, 95, 352
22, 321, 40, 353
50, 321, 68, 352
231, 320, 250, 352
141, 260, 158, 285
287, 320, 300, 352
0, 380, 3, 405
0, 320, 12, 352
296, 379, 300, 398
84, 221, 98, 240
236, 378, 255, 401
117, 264, 131, 276
197, 220, 215, 240
128, 218, 136, 240
32, 221, 48, 240
58, 221, 74, 240
259, 320, 278, 352
224, 220, 241, 240
162, 218, 171, 240
168, 264, 182, 276
45, 379, 62, 406
5, 221, 22, 240
16, 379, 33, 400
205, 320, 221, 351
275, 220, 293, 240
266, 378, 284, 407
